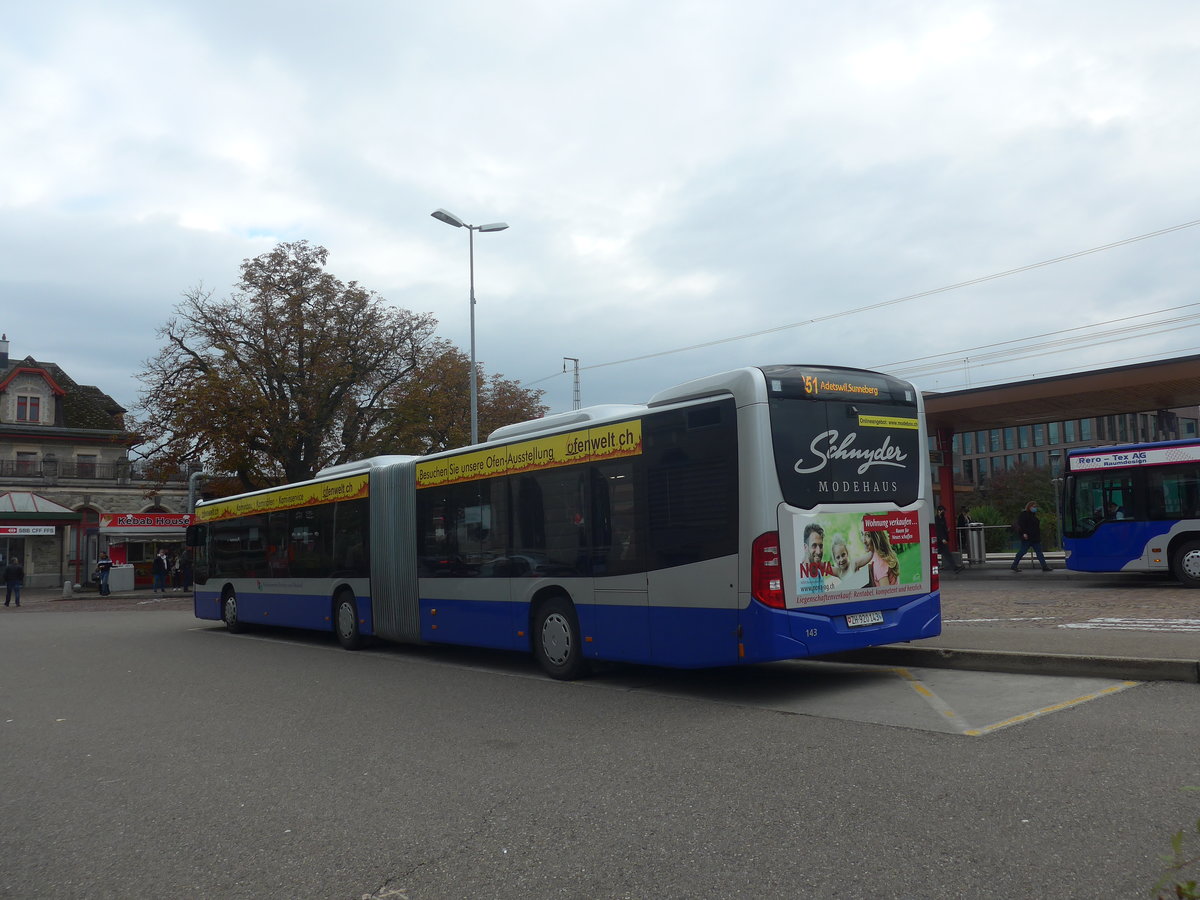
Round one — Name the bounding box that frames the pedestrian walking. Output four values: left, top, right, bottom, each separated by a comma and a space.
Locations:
152, 549, 169, 594
4, 556, 24, 606
1011, 500, 1053, 572
96, 551, 113, 596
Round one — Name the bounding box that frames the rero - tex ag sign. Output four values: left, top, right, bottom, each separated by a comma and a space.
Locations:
416, 421, 643, 489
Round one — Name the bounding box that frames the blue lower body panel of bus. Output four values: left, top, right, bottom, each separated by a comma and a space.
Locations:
739, 590, 942, 663
417, 589, 940, 669
194, 583, 375, 636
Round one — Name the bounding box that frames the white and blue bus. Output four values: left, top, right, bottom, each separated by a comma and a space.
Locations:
1062, 437, 1200, 586
189, 365, 941, 678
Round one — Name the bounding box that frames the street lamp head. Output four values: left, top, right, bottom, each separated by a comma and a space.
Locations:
477, 222, 509, 233
431, 208, 465, 228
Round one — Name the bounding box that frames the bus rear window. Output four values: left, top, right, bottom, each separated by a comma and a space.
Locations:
768, 394, 921, 509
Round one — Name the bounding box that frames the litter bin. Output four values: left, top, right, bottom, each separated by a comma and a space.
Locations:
966, 522, 987, 567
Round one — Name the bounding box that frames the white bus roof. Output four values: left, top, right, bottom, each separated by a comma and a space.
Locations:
487, 405, 646, 442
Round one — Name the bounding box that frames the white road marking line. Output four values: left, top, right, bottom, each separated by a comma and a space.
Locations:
945, 616, 1062, 623
1059, 617, 1200, 632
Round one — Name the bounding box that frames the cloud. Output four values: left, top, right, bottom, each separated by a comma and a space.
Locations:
1, 0, 1198, 416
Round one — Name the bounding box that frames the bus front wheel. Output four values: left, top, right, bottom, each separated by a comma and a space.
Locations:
533, 596, 589, 681
222, 589, 244, 633
1173, 540, 1200, 588
334, 592, 366, 650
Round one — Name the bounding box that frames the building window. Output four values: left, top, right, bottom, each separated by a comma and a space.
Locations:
989, 429, 1002, 452
77, 454, 98, 478
1080, 419, 1093, 441
1033, 424, 1045, 447
961, 432, 975, 454
1064, 420, 1077, 442
16, 395, 40, 422
1004, 427, 1016, 451
15, 452, 38, 475
1019, 426, 1031, 449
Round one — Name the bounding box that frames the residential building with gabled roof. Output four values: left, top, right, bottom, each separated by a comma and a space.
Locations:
0, 334, 191, 588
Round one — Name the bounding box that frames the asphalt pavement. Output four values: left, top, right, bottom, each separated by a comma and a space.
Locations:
8, 561, 1200, 682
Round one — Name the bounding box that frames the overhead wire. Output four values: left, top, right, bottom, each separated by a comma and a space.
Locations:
567, 217, 1200, 373
522, 217, 1200, 392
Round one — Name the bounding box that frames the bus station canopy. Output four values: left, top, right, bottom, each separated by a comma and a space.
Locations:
923, 353, 1200, 433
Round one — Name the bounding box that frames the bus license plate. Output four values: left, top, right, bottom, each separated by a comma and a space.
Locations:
846, 611, 884, 628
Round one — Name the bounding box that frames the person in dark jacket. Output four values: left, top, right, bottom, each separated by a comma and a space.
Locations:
4, 557, 24, 606
152, 549, 169, 594
1011, 500, 1053, 572
96, 551, 113, 596
935, 505, 965, 574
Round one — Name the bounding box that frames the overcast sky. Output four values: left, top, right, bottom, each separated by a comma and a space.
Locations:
3, 1, 1199, 423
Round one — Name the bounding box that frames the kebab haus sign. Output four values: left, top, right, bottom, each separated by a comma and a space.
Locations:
99, 513, 195, 531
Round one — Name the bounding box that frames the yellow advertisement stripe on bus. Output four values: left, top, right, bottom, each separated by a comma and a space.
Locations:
417, 420, 643, 489
195, 474, 370, 523
858, 415, 919, 430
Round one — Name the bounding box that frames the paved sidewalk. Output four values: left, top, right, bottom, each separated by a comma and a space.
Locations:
3, 585, 193, 612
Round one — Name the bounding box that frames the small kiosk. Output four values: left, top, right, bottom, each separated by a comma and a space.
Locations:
99, 512, 194, 588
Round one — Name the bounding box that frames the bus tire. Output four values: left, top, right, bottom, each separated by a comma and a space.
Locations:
532, 595, 589, 681
334, 592, 366, 650
1173, 540, 1200, 588
222, 589, 244, 634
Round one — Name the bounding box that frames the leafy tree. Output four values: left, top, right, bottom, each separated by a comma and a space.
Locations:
964, 463, 1061, 550
967, 463, 1057, 515
355, 338, 548, 457
133, 241, 545, 492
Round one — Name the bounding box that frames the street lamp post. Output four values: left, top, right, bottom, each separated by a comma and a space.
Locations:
431, 208, 509, 445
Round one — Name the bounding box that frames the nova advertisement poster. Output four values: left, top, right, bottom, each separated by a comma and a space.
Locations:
783, 509, 925, 609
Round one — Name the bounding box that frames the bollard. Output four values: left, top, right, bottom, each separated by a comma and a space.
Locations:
62, 580, 74, 598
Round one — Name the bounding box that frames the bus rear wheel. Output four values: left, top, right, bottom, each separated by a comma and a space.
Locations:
334, 592, 366, 650
222, 589, 244, 633
1173, 540, 1200, 588
533, 595, 589, 681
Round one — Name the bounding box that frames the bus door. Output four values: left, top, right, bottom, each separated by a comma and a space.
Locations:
586, 463, 650, 662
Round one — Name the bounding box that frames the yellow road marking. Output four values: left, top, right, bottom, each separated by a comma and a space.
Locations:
962, 681, 1140, 736
893, 669, 1140, 737
894, 667, 974, 734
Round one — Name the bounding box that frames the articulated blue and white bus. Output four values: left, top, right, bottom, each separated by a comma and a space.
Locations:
1062, 438, 1200, 586
190, 365, 942, 678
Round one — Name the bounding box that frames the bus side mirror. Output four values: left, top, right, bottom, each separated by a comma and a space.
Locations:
186, 524, 206, 548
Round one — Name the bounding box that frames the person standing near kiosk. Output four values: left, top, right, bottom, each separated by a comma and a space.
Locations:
152, 549, 169, 594
96, 551, 113, 596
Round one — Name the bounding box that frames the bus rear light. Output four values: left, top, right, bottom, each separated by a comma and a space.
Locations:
752, 531, 786, 609
929, 524, 940, 592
